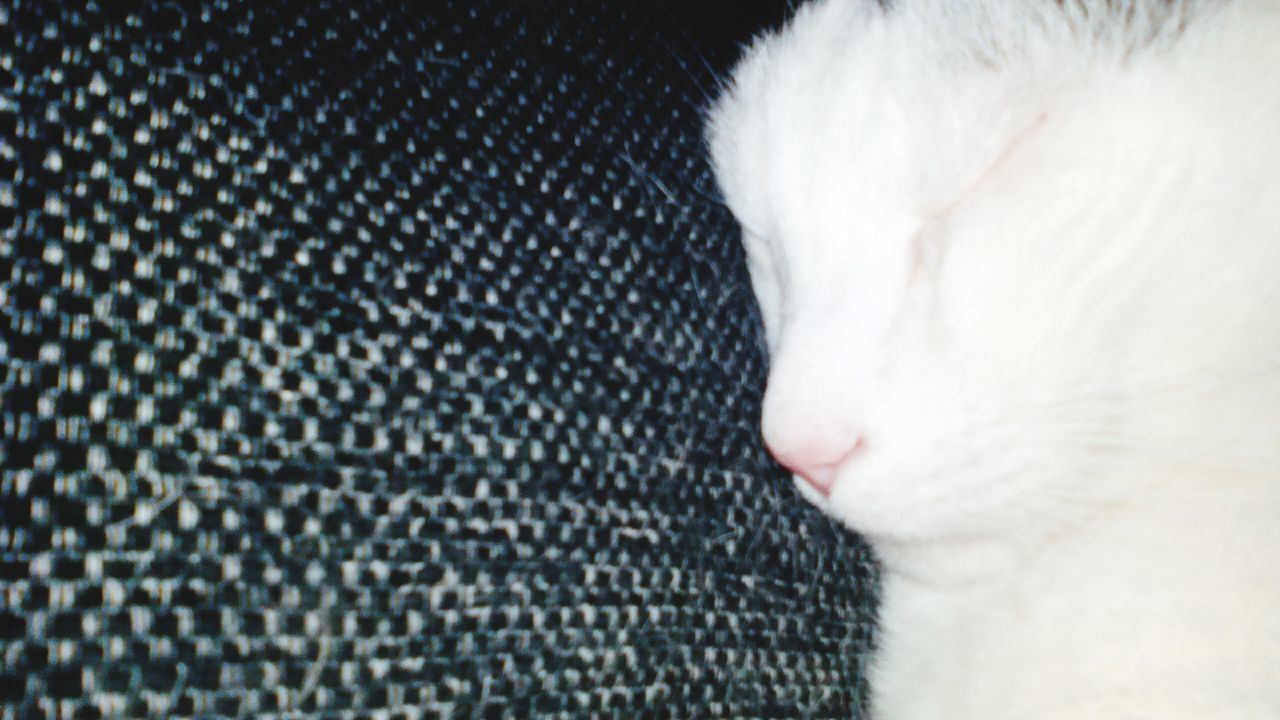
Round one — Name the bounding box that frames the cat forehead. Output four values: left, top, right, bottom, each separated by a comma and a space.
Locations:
707, 0, 1197, 224
708, 1, 883, 227
709, 1, 1048, 233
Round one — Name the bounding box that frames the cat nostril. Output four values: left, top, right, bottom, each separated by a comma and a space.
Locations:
765, 434, 864, 497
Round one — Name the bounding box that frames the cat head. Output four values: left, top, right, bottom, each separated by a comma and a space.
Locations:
708, 0, 1280, 577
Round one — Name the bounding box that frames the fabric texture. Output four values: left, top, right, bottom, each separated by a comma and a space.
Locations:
1, 0, 879, 717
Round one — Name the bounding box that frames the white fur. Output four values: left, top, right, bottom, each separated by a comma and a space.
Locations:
707, 1, 1280, 717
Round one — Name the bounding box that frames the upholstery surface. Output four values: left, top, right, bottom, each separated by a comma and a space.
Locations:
1, 1, 879, 717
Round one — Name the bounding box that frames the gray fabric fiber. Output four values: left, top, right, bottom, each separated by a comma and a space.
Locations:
1, 0, 879, 717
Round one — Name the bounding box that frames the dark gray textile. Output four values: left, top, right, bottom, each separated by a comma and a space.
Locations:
1, 0, 879, 717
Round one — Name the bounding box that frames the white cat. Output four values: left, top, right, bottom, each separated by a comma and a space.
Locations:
707, 1, 1280, 717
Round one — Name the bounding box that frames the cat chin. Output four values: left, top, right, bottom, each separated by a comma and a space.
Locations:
790, 474, 829, 507
798, 473, 1074, 583
870, 534, 1040, 586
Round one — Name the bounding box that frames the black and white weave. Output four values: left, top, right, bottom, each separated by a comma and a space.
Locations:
1, 1, 879, 717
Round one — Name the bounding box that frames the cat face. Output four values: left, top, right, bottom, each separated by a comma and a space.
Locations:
708, 0, 1280, 572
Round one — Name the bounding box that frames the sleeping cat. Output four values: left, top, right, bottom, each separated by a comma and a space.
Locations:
706, 0, 1280, 717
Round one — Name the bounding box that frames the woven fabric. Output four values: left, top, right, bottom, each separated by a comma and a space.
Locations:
1, 0, 879, 717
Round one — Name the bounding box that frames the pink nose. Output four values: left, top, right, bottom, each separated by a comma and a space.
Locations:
765, 434, 864, 496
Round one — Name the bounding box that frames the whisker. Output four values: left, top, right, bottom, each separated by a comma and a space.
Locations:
654, 31, 729, 115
